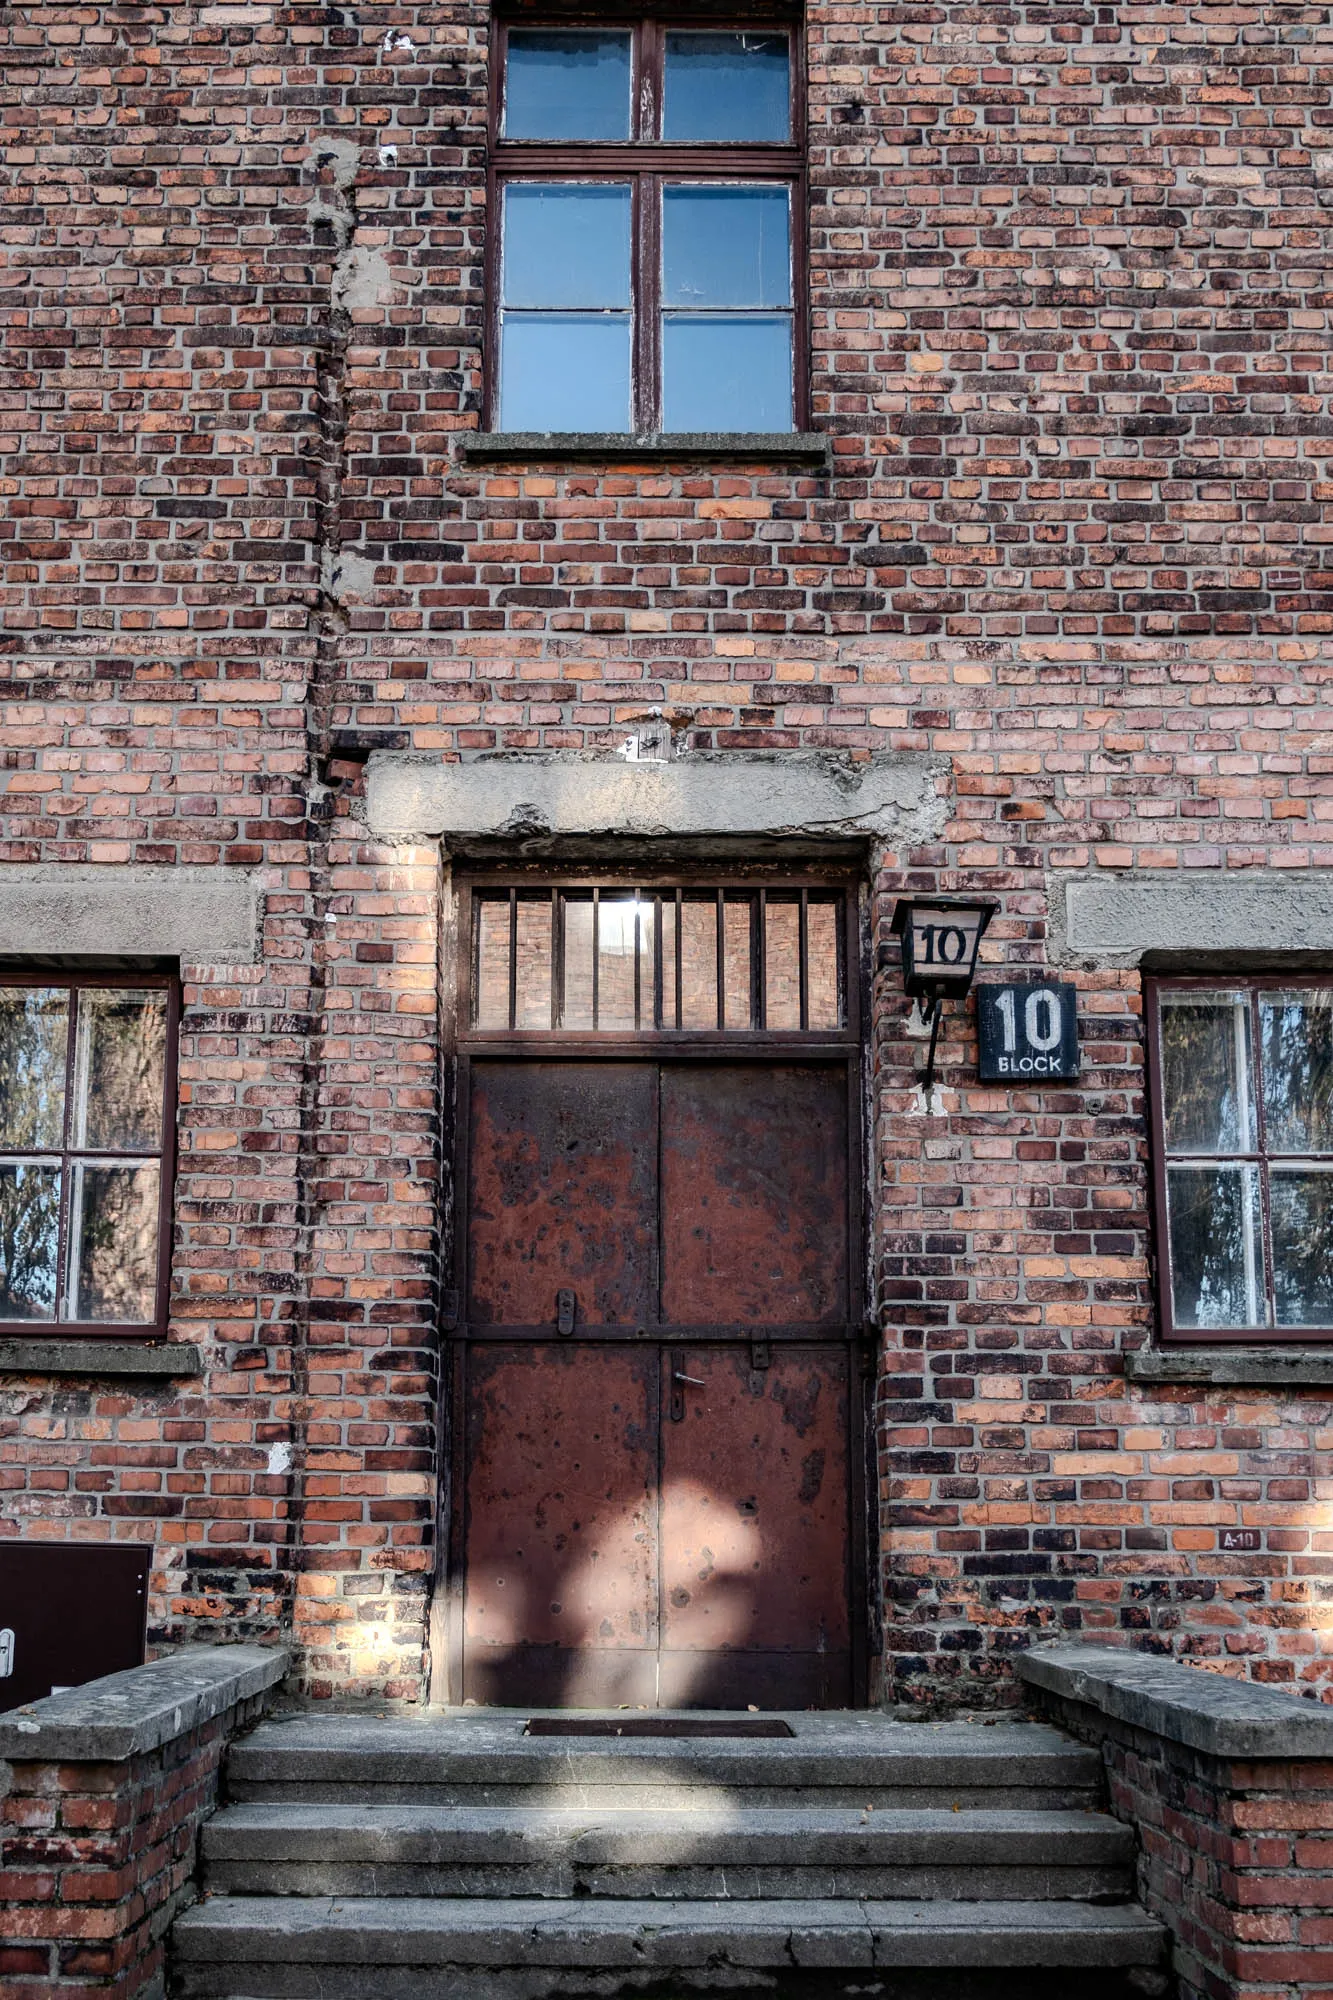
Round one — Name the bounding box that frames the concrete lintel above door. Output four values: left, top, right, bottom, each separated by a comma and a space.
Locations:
362, 751, 946, 851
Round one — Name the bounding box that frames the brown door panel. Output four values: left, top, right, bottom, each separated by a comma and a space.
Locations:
462, 1343, 659, 1706
467, 1062, 656, 1326
660, 1345, 852, 1706
660, 1064, 849, 1325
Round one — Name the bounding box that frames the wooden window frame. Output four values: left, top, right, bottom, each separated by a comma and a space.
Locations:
1146, 973, 1333, 1346
0, 970, 179, 1343
485, 7, 807, 433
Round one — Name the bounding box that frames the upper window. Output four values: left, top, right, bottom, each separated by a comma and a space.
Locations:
0, 976, 176, 1337
490, 16, 802, 433
1148, 978, 1333, 1342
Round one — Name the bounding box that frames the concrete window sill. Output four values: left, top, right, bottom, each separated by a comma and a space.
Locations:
460, 431, 831, 466
0, 1339, 205, 1377
1125, 1346, 1333, 1388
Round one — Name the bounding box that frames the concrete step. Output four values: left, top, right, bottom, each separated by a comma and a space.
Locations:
200, 1801, 1135, 1902
171, 1893, 1168, 1998
227, 1711, 1105, 1808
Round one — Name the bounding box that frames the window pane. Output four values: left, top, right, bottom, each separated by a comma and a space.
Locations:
662, 187, 791, 308
808, 899, 843, 1030
474, 898, 510, 1029
1271, 1169, 1333, 1325
1166, 1163, 1264, 1329
73, 988, 167, 1151
499, 315, 632, 432
662, 315, 793, 431
0, 987, 67, 1150
0, 1160, 60, 1320
515, 897, 553, 1031
680, 897, 718, 1030
502, 185, 631, 308
597, 897, 641, 1031
722, 897, 752, 1030
1159, 993, 1254, 1154
504, 30, 631, 141
1260, 989, 1333, 1154
764, 899, 801, 1029
561, 896, 595, 1030
664, 31, 791, 142
66, 1160, 160, 1323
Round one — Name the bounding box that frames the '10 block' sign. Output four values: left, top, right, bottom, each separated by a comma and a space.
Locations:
976, 982, 1080, 1082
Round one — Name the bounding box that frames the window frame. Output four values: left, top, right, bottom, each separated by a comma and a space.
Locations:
0, 969, 179, 1343
1146, 972, 1333, 1346
485, 7, 807, 434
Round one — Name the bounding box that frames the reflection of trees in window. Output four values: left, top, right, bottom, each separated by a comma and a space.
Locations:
0, 1163, 60, 1319
0, 979, 173, 1334
1159, 997, 1249, 1154
1262, 994, 1333, 1154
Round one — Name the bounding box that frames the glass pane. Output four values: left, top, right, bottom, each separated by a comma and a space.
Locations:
504, 29, 632, 141
662, 187, 791, 308
66, 1160, 160, 1323
662, 316, 793, 431
560, 896, 595, 1030
664, 31, 791, 142
0, 987, 67, 1150
1272, 1169, 1333, 1325
1166, 1163, 1264, 1329
597, 897, 640, 1031
1260, 989, 1333, 1154
764, 898, 801, 1030
502, 185, 631, 308
0, 1160, 60, 1320
515, 897, 553, 1031
73, 988, 167, 1151
660, 896, 679, 1029
808, 899, 842, 1030
499, 315, 632, 432
474, 898, 510, 1030
1159, 993, 1254, 1154
680, 897, 719, 1030
722, 897, 753, 1030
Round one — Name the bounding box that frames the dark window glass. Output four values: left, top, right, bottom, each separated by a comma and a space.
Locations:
503, 30, 632, 141
1152, 980, 1333, 1340
0, 978, 174, 1335
491, 17, 801, 433
663, 31, 790, 142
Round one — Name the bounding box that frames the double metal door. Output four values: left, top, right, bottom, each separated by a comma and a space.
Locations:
448, 1057, 864, 1708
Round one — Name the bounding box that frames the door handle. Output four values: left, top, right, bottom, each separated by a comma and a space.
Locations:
668, 1349, 703, 1422
673, 1371, 705, 1386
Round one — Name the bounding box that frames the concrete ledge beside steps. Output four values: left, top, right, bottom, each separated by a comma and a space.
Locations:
1018, 1642, 1333, 1761
0, 1643, 290, 1762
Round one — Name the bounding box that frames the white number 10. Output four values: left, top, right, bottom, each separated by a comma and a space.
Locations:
996, 987, 1061, 1053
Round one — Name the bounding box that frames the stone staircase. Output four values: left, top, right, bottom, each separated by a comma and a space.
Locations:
170, 1710, 1170, 1999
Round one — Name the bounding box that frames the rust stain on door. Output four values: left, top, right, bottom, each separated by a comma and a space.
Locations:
468, 1063, 655, 1325
660, 1064, 849, 1324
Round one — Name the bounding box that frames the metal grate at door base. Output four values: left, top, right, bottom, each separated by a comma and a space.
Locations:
524, 1716, 796, 1738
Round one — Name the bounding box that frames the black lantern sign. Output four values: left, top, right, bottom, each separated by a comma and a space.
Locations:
889, 897, 997, 1092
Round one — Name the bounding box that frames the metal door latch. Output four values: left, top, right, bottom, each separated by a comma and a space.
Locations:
0, 1628, 14, 1678
751, 1339, 771, 1372
555, 1289, 577, 1338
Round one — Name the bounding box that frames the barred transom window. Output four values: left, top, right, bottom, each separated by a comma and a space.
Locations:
0, 977, 176, 1335
470, 884, 846, 1034
1149, 979, 1333, 1340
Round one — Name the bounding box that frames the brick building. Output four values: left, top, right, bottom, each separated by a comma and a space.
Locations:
2, 0, 1333, 1718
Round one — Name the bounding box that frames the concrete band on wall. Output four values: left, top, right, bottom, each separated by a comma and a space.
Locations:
361, 751, 947, 848
1058, 872, 1333, 968
0, 866, 261, 964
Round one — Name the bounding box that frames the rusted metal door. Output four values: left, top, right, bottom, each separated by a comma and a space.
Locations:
448, 877, 865, 1709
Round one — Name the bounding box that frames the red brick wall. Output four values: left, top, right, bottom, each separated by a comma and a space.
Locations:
1, 1, 1331, 1706
0, 1688, 271, 2000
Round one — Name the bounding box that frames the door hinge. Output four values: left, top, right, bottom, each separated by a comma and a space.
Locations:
556, 1288, 577, 1338
751, 1338, 771, 1373
440, 1288, 460, 1334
